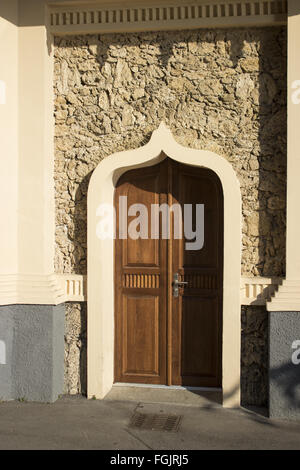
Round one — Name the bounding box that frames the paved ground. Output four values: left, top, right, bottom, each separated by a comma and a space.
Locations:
0, 396, 299, 450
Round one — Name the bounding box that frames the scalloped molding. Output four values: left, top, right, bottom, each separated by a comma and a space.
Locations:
48, 0, 287, 34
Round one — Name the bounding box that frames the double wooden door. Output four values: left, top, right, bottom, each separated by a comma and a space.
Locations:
114, 158, 223, 387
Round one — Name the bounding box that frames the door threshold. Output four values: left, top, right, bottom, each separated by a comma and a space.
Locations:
113, 382, 222, 392
106, 383, 223, 407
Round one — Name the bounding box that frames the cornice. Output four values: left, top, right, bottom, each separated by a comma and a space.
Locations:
47, 0, 287, 35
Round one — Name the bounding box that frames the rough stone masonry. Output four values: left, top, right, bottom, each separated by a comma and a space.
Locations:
54, 27, 287, 404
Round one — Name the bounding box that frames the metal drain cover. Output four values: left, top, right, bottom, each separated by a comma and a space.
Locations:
129, 412, 182, 432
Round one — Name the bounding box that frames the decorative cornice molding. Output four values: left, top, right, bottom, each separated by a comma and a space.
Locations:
241, 277, 281, 306
56, 274, 87, 302
48, 0, 287, 35
0, 274, 87, 306
0, 273, 280, 306
267, 280, 300, 311
0, 274, 65, 306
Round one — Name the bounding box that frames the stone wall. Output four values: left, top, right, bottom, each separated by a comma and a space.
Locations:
241, 306, 268, 406
54, 27, 287, 277
55, 28, 287, 404
64, 302, 87, 395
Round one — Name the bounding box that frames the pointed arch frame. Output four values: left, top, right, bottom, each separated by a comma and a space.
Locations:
87, 123, 241, 407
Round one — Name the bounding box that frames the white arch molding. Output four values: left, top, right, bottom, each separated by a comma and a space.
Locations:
87, 123, 241, 407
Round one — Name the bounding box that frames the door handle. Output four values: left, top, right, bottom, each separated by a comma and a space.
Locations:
172, 273, 188, 297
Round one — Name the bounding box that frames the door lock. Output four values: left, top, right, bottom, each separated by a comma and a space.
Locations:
172, 273, 188, 297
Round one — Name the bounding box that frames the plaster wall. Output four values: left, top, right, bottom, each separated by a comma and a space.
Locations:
269, 311, 300, 419
0, 304, 65, 402
0, 1, 18, 274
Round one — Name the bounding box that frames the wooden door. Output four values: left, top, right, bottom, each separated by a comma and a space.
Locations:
114, 158, 223, 387
170, 161, 223, 387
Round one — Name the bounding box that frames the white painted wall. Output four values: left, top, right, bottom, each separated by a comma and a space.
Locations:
0, 1, 18, 274
18, 0, 55, 275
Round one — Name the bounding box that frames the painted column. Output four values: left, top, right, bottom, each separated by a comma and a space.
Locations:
267, 0, 300, 419
0, 0, 18, 277
286, 1, 300, 282
0, 1, 65, 402
18, 0, 55, 276
0, 0, 59, 304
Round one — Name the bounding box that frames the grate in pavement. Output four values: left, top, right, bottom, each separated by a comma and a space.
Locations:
129, 411, 182, 432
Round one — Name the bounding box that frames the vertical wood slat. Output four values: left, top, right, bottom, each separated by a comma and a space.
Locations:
123, 274, 160, 289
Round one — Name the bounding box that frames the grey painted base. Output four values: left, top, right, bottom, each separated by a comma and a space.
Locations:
269, 311, 300, 420
0, 304, 65, 402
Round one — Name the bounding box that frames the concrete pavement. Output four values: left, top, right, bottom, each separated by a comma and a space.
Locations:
0, 395, 299, 450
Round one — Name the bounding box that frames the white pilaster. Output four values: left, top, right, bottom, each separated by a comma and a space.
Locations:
268, 0, 300, 311
0, 1, 18, 275
18, 0, 55, 275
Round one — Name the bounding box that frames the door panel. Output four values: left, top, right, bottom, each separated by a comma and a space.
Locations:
180, 296, 221, 386
114, 158, 223, 387
171, 161, 223, 387
114, 160, 168, 384
124, 173, 160, 267
122, 295, 160, 377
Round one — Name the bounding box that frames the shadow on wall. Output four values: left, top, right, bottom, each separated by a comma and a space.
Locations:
93, 30, 245, 69
269, 360, 300, 416
73, 171, 93, 275
241, 306, 268, 407
257, 30, 287, 279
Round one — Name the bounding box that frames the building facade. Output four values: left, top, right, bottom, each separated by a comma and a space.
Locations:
0, 0, 299, 419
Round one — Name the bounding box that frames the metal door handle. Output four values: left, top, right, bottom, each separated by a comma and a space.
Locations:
172, 273, 188, 297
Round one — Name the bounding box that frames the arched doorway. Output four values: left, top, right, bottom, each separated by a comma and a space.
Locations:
114, 157, 223, 387
87, 123, 241, 407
